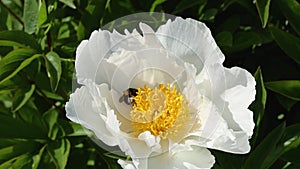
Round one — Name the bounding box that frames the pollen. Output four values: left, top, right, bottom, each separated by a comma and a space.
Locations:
130, 84, 189, 139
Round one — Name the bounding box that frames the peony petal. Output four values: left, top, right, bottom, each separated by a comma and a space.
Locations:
183, 63, 252, 153
75, 30, 111, 84
196, 64, 256, 139
156, 17, 225, 71
105, 48, 184, 92
65, 84, 118, 146
220, 67, 256, 137
147, 146, 215, 169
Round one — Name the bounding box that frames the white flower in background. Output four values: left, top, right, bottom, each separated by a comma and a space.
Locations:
65, 16, 256, 169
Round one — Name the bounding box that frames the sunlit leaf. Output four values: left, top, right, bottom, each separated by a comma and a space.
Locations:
270, 26, 300, 65
45, 51, 62, 91
59, 0, 76, 9
23, 0, 40, 34
43, 108, 59, 140
0, 48, 37, 83
0, 31, 41, 50
265, 80, 300, 101
0, 140, 39, 163
255, 0, 271, 28
0, 54, 41, 85
150, 0, 167, 12
47, 139, 71, 169
37, 1, 47, 27
12, 84, 35, 112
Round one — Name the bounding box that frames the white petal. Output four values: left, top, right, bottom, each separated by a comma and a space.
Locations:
105, 48, 184, 92
183, 63, 253, 153
65, 84, 118, 146
156, 17, 225, 71
118, 159, 136, 169
220, 67, 256, 137
75, 30, 111, 84
139, 22, 162, 48
148, 146, 215, 169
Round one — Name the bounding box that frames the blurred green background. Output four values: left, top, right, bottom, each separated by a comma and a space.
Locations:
0, 0, 299, 168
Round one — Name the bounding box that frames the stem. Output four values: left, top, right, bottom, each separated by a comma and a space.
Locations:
0, 0, 24, 26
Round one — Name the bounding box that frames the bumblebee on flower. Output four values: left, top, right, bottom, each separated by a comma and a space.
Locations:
66, 13, 256, 169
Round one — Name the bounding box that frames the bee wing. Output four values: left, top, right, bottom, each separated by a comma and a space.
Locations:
119, 95, 125, 103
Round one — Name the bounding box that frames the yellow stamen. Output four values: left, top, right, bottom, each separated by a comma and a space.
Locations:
130, 84, 189, 139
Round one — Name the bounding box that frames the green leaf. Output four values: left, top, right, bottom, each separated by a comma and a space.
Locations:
265, 80, 300, 101
0, 114, 47, 139
0, 48, 37, 82
276, 94, 298, 111
0, 140, 39, 163
200, 8, 218, 21
0, 54, 41, 85
150, 0, 167, 12
45, 51, 62, 91
243, 123, 286, 169
250, 67, 267, 144
12, 84, 35, 112
59, 120, 87, 137
43, 108, 59, 140
262, 124, 300, 169
278, 0, 300, 36
216, 31, 233, 47
23, 0, 40, 34
59, 0, 76, 9
37, 1, 47, 27
255, 0, 271, 28
270, 27, 300, 65
172, 0, 206, 14
47, 139, 71, 169
0, 31, 41, 50
0, 153, 33, 169
0, 40, 26, 48
32, 145, 46, 169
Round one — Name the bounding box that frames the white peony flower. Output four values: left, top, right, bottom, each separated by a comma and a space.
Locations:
65, 16, 256, 169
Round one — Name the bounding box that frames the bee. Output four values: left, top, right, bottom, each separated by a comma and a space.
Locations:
119, 88, 138, 106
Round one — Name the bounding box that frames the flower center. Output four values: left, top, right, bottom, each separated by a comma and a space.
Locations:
130, 84, 189, 139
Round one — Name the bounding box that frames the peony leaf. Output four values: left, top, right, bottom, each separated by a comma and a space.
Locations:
37, 1, 47, 27
46, 138, 71, 169
45, 51, 62, 91
23, 0, 40, 34
276, 94, 298, 111
278, 0, 300, 36
150, 0, 167, 12
0, 53, 41, 85
262, 124, 300, 169
243, 123, 286, 169
270, 26, 300, 65
255, 0, 271, 28
0, 140, 39, 164
59, 0, 76, 9
0, 31, 41, 50
0, 153, 33, 169
250, 67, 267, 144
0, 114, 47, 139
172, 0, 206, 14
43, 108, 59, 140
265, 80, 300, 101
12, 84, 35, 112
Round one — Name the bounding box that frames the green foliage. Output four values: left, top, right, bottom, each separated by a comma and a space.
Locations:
0, 0, 299, 168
